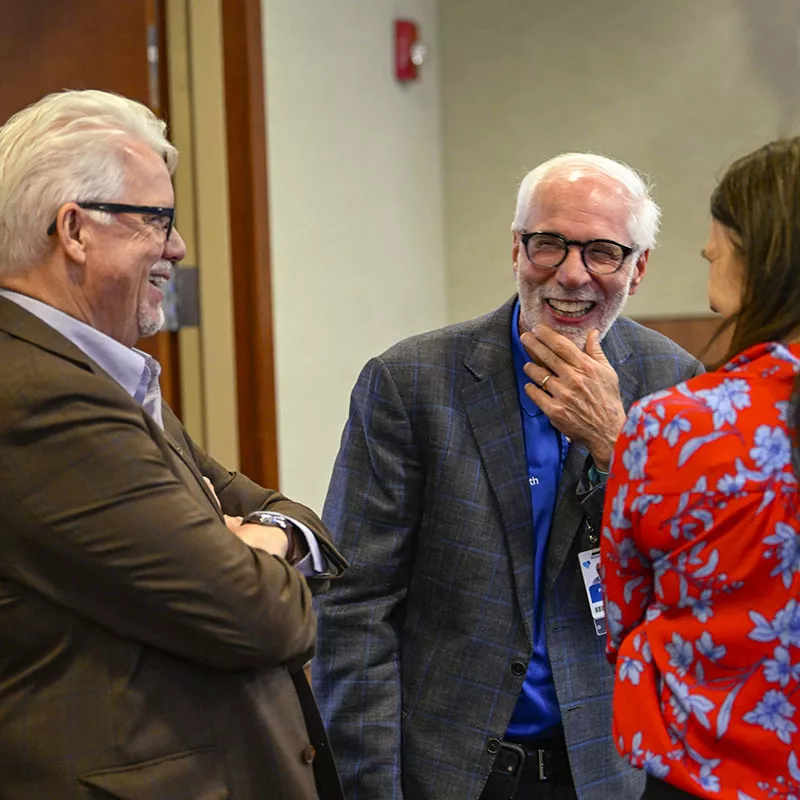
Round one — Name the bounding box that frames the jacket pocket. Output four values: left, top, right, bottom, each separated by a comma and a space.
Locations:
79, 747, 228, 799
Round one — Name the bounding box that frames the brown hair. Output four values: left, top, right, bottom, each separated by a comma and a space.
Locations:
707, 137, 800, 467
708, 138, 800, 363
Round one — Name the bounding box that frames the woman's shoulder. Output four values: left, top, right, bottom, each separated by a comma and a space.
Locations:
622, 372, 737, 438
630, 342, 797, 420
617, 343, 796, 475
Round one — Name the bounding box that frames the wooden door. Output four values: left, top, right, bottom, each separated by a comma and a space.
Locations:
0, 0, 181, 413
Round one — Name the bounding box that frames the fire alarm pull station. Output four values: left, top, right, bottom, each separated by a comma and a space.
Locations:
395, 19, 426, 82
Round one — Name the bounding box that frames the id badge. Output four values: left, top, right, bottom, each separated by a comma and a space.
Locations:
578, 548, 606, 636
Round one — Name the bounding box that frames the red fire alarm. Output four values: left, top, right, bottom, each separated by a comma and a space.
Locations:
395, 19, 425, 82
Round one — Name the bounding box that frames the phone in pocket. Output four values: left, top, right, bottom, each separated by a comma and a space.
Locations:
482, 741, 525, 800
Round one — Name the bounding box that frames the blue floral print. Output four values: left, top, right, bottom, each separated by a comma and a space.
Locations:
602, 342, 800, 798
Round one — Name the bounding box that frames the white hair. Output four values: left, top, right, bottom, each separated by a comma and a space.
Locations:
0, 89, 178, 276
511, 152, 661, 251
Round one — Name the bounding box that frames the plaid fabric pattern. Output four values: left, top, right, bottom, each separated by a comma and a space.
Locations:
314, 297, 704, 800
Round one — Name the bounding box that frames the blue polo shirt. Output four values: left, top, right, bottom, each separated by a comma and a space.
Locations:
505, 300, 566, 739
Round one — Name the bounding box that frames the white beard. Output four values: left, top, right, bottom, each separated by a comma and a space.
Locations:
138, 260, 171, 339
516, 268, 634, 350
138, 302, 165, 338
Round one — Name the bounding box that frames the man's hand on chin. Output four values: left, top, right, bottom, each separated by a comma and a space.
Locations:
520, 325, 625, 470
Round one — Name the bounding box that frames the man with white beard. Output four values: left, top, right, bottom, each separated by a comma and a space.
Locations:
314, 154, 703, 800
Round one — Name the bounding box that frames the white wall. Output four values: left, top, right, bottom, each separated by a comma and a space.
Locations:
263, 0, 447, 512
440, 0, 800, 323
261, 0, 800, 510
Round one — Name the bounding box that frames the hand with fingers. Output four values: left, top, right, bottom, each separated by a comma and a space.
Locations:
204, 476, 247, 533
520, 324, 626, 470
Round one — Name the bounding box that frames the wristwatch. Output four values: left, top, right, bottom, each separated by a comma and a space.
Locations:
588, 463, 609, 487
243, 510, 297, 563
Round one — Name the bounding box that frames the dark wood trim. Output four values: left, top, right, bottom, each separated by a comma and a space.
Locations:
636, 315, 729, 367
220, 0, 279, 488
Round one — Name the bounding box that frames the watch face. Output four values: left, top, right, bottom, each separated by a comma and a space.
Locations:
248, 511, 288, 529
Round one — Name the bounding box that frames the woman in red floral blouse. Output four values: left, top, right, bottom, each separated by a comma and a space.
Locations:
601, 138, 800, 800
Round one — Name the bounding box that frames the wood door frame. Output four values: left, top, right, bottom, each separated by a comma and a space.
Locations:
220, 0, 279, 489
144, 0, 182, 415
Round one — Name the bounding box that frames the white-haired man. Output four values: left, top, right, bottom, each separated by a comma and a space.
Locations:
0, 90, 346, 800
314, 154, 703, 800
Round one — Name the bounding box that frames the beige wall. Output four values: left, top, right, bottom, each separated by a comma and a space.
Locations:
262, 0, 447, 512
440, 0, 800, 323
259, 0, 800, 509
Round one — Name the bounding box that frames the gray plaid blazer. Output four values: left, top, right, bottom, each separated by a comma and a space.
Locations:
314, 297, 703, 800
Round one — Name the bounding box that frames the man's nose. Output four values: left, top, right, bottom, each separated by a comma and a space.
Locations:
165, 226, 187, 261
556, 245, 592, 288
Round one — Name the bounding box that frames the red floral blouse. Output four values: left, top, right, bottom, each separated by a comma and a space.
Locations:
601, 342, 800, 799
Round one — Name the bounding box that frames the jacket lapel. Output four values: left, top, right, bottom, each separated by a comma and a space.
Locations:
0, 296, 222, 519
544, 321, 640, 594
0, 294, 98, 371
161, 407, 224, 518
463, 299, 535, 647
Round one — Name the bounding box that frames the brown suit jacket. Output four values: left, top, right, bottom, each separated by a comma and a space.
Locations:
0, 296, 346, 799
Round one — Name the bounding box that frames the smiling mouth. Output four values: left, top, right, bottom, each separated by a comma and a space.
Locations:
148, 271, 171, 289
546, 299, 596, 318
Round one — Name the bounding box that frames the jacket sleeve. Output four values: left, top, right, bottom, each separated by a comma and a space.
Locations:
0, 359, 316, 671
168, 407, 348, 593
313, 356, 423, 800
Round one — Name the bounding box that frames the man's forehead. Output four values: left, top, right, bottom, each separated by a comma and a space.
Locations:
119, 139, 165, 171
118, 140, 173, 196
540, 170, 627, 201
526, 172, 630, 221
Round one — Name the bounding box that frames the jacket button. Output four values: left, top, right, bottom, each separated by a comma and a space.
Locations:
511, 661, 526, 676
486, 738, 501, 755
301, 745, 316, 764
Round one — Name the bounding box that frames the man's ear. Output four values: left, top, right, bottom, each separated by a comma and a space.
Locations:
512, 232, 521, 278
56, 205, 88, 265
628, 248, 649, 295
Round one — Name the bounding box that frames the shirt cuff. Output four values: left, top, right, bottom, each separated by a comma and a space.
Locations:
588, 463, 609, 487
284, 516, 325, 575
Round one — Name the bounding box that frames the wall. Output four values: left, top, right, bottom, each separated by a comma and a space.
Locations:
262, 0, 447, 512
260, 0, 800, 509
439, 0, 800, 323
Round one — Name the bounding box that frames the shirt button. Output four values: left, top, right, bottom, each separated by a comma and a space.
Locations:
301, 745, 316, 764
511, 661, 526, 676
487, 738, 501, 755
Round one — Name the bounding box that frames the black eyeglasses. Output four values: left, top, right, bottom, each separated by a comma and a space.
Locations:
520, 231, 635, 275
47, 202, 175, 240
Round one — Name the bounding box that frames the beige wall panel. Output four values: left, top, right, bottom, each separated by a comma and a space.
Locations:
165, 0, 204, 445
263, 0, 448, 511
440, 0, 800, 323
187, 0, 240, 468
